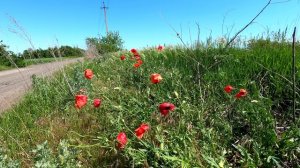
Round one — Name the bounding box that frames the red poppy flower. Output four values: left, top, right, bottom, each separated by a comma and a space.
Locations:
134, 54, 141, 60
137, 59, 143, 64
150, 73, 163, 84
120, 55, 126, 60
75, 95, 88, 109
157, 45, 164, 51
134, 63, 141, 68
235, 89, 247, 99
159, 102, 176, 116
84, 69, 93, 79
93, 98, 101, 108
224, 85, 234, 93
133, 59, 143, 68
116, 132, 127, 149
131, 48, 138, 54
135, 123, 150, 139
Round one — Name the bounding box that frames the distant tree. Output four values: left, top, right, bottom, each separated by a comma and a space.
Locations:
100, 31, 124, 53
60, 46, 84, 57
86, 31, 123, 55
21, 46, 84, 59
22, 49, 31, 59
0, 41, 25, 67
0, 41, 11, 66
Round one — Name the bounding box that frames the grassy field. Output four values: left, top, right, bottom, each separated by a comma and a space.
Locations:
0, 37, 299, 167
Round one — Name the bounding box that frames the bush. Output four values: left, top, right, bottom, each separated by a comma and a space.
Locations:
0, 41, 25, 68
86, 31, 123, 55
0, 41, 12, 66
21, 46, 84, 59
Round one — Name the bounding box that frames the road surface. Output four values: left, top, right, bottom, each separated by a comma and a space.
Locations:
0, 58, 83, 113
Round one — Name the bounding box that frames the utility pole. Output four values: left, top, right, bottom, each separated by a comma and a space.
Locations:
101, 1, 109, 35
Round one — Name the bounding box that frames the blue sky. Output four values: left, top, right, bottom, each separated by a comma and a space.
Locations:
0, 0, 300, 53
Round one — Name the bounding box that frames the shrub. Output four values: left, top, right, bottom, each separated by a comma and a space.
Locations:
86, 31, 123, 55
21, 46, 84, 59
0, 41, 25, 68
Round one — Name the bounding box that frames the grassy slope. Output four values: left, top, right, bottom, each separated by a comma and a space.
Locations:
0, 40, 299, 167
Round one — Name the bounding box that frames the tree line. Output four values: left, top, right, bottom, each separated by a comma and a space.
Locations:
0, 40, 84, 68
1, 31, 123, 68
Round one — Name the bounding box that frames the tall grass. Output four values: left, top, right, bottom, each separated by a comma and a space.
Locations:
0, 33, 299, 167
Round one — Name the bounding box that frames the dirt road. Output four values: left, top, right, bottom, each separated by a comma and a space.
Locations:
0, 58, 83, 113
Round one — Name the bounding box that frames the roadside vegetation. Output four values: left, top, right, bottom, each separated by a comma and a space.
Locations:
0, 65, 12, 71
23, 57, 80, 66
0, 42, 84, 71
0, 41, 24, 70
86, 31, 124, 55
0, 30, 299, 167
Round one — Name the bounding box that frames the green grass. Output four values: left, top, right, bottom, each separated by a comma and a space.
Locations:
0, 65, 12, 71
0, 56, 81, 72
23, 56, 80, 66
0, 37, 299, 167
